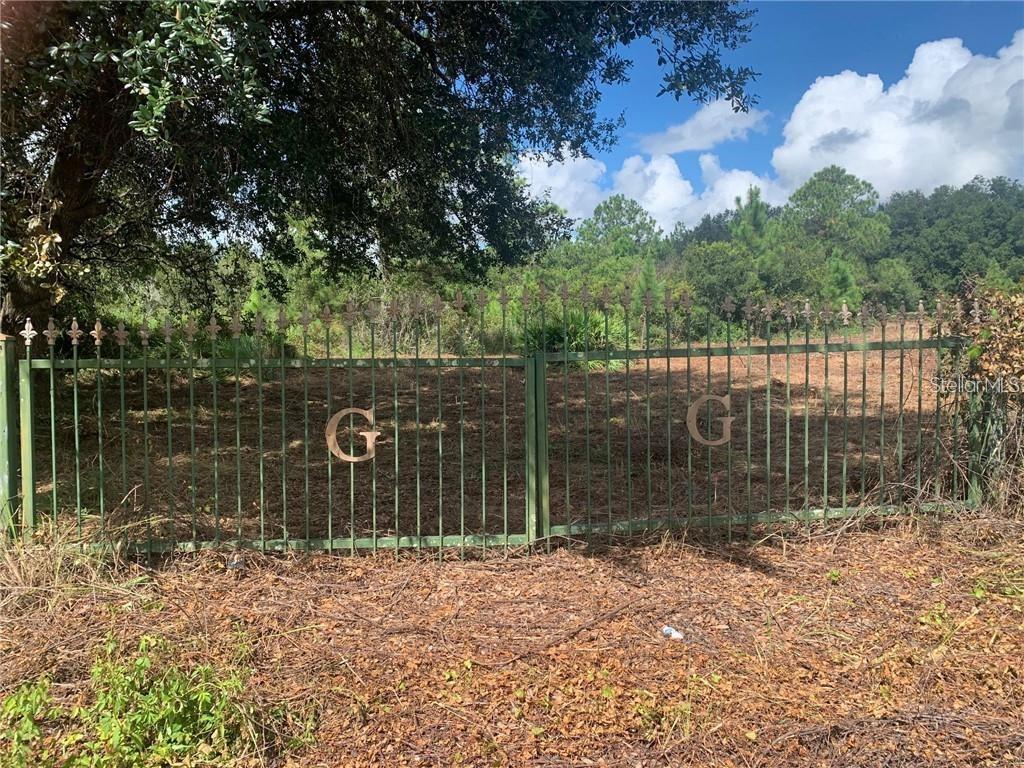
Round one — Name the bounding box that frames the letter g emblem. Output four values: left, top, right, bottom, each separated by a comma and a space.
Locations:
325, 407, 381, 463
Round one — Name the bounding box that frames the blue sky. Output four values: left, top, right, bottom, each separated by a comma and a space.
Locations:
519, 1, 1024, 232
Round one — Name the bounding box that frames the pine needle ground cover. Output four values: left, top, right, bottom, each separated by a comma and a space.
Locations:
2, 519, 1021, 767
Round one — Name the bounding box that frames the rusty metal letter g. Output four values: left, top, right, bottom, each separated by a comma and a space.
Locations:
325, 408, 381, 463
686, 395, 734, 447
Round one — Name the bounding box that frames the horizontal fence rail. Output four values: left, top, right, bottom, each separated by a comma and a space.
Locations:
0, 289, 983, 554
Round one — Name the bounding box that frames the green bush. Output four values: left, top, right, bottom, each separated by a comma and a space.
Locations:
0, 635, 305, 767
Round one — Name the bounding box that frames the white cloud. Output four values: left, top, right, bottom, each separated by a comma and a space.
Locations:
519, 30, 1024, 231
517, 150, 782, 232
639, 99, 769, 154
516, 149, 607, 221
772, 30, 1024, 196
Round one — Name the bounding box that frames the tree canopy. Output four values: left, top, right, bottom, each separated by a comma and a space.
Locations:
0, 0, 756, 319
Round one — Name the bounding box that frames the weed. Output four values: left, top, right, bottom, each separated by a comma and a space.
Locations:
0, 634, 309, 767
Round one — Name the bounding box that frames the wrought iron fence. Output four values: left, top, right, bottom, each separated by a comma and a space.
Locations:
0, 289, 979, 554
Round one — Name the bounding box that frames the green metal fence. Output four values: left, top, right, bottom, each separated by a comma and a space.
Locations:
0, 290, 978, 553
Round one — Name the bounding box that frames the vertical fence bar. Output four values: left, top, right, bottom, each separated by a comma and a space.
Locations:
841, 304, 851, 515
18, 325, 35, 536
277, 308, 289, 547
70, 319, 83, 535
456, 292, 466, 555
783, 305, 793, 520
744, 302, 752, 537
623, 288, 632, 536
500, 289, 509, 548
116, 323, 127, 508
582, 288, 593, 544
0, 333, 18, 536
933, 303, 943, 500
164, 320, 176, 544
765, 304, 773, 519
915, 302, 924, 501
802, 303, 811, 529
859, 305, 869, 506
91, 322, 105, 530
602, 290, 612, 540
561, 285, 570, 534
951, 309, 964, 502
683, 293, 693, 527
322, 309, 332, 551
301, 311, 311, 546
664, 290, 673, 529
346, 303, 356, 553
879, 306, 888, 506
231, 314, 242, 544
643, 291, 653, 525
724, 299, 735, 535
477, 290, 488, 550
390, 307, 400, 550
46, 321, 59, 525
0, 333, 20, 536
413, 300, 422, 549
822, 308, 831, 520
897, 306, 907, 506
434, 296, 444, 557
708, 310, 715, 533
368, 305, 378, 551
140, 323, 152, 553
209, 316, 221, 544
538, 286, 549, 551
256, 315, 267, 550
185, 320, 198, 546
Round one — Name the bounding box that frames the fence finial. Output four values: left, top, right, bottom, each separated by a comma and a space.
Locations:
19, 317, 37, 348
580, 285, 591, 307
781, 300, 795, 325
970, 298, 983, 324
559, 283, 570, 305
253, 314, 265, 337
916, 300, 926, 323
742, 296, 756, 322
162, 317, 173, 343
43, 318, 59, 346
498, 285, 509, 308
343, 298, 360, 325
431, 294, 444, 315
663, 285, 673, 314
206, 313, 221, 339
183, 317, 197, 343
801, 301, 812, 323
90, 319, 106, 348
230, 309, 242, 339
68, 318, 83, 346
276, 306, 289, 332
840, 302, 852, 326
877, 303, 888, 324
762, 299, 774, 322
679, 290, 693, 313
475, 288, 489, 311
722, 296, 736, 317
139, 321, 150, 347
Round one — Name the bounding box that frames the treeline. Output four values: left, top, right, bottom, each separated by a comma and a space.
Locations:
496, 166, 1023, 318
39, 165, 1022, 356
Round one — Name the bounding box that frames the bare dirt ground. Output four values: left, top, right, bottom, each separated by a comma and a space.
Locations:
3, 516, 1021, 767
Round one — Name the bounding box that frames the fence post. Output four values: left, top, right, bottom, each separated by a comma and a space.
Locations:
0, 333, 19, 537
18, 357, 35, 535
524, 353, 550, 544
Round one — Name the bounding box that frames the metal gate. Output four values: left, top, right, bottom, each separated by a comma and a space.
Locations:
0, 290, 975, 553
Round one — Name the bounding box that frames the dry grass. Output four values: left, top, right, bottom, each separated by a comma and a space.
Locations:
2, 515, 1022, 767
